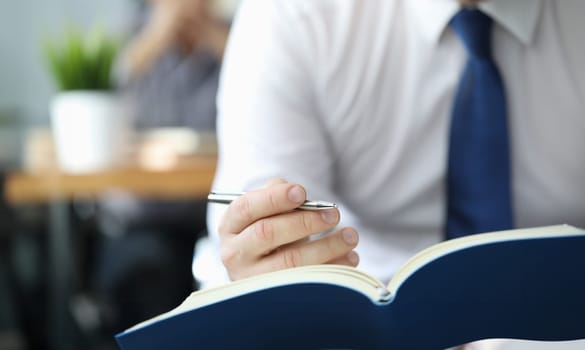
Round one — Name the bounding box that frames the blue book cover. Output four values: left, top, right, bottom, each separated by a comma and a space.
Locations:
116, 225, 585, 350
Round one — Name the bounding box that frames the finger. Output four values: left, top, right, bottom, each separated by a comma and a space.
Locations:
219, 183, 307, 235
327, 251, 360, 267
236, 208, 340, 256
254, 227, 359, 273
263, 177, 287, 187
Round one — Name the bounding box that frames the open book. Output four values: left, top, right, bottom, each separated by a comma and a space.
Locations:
116, 225, 585, 350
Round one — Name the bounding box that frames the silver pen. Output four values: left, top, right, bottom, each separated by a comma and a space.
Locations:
207, 191, 337, 210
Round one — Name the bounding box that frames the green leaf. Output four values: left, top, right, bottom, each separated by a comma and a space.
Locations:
41, 25, 120, 91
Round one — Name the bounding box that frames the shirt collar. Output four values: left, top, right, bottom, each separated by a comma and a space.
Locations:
408, 0, 543, 46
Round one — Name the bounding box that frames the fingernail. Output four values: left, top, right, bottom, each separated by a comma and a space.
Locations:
287, 186, 305, 204
321, 210, 338, 224
342, 228, 358, 245
347, 251, 359, 265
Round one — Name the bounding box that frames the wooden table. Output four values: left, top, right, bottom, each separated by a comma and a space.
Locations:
4, 155, 217, 350
5, 155, 217, 204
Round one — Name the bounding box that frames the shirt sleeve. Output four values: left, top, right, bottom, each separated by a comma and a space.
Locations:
195, 0, 341, 287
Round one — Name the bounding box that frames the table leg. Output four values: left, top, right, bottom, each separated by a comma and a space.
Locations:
48, 199, 77, 350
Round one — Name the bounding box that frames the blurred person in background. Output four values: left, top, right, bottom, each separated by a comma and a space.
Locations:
122, 0, 227, 130
197, 0, 585, 348
94, 0, 229, 334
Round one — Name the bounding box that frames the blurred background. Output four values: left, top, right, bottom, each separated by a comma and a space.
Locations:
0, 0, 238, 349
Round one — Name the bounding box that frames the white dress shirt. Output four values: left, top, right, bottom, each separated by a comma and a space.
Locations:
194, 0, 585, 289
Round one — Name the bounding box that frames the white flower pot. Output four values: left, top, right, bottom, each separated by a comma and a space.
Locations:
50, 91, 130, 174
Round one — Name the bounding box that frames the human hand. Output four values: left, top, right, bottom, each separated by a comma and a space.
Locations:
149, 0, 209, 50
125, 0, 210, 77
218, 179, 360, 281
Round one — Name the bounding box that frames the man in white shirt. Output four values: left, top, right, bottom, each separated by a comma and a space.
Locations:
194, 0, 585, 347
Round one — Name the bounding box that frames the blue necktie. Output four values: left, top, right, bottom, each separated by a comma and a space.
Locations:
446, 8, 513, 239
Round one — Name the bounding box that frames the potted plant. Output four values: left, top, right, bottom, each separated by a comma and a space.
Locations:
44, 27, 129, 173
